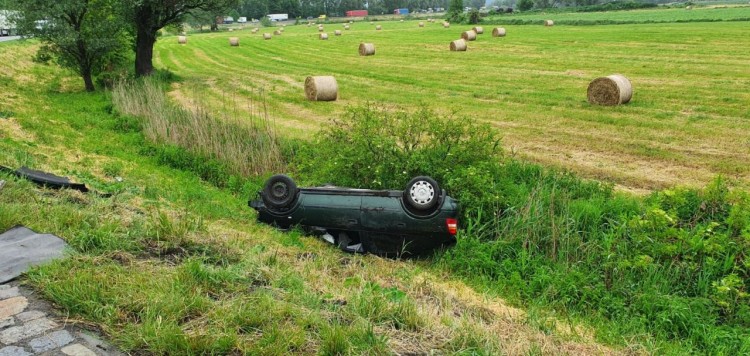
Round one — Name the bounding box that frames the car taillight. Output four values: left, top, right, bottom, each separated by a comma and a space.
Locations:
446, 218, 458, 235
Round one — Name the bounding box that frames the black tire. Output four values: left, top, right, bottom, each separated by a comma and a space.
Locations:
404, 176, 440, 211
262, 174, 298, 209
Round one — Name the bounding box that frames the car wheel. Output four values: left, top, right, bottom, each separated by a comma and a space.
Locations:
262, 174, 298, 209
404, 176, 440, 211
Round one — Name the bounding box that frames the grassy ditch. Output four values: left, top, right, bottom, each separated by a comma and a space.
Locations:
1, 40, 616, 354
293, 105, 750, 354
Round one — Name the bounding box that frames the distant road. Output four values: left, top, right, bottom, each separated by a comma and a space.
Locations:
0, 36, 20, 42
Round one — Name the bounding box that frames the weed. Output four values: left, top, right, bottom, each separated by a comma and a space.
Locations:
0, 109, 14, 119
111, 78, 285, 179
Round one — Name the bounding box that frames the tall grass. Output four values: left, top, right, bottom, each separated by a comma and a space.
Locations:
439, 164, 750, 353
111, 78, 285, 178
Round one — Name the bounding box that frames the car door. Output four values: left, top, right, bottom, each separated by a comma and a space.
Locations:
300, 192, 362, 230
360, 195, 414, 234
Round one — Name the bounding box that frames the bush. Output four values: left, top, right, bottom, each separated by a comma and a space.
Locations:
468, 9, 481, 24
292, 104, 502, 218
517, 0, 534, 12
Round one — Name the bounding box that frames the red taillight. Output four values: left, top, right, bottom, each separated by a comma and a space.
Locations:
446, 218, 458, 235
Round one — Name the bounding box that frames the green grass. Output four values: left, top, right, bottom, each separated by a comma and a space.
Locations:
487, 5, 750, 25
154, 11, 750, 191
0, 40, 610, 355
294, 105, 750, 355
3, 8, 750, 354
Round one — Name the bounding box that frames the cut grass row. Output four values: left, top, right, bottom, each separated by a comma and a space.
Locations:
155, 16, 750, 191
486, 5, 750, 25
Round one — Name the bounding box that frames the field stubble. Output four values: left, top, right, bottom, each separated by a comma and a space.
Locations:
155, 19, 750, 192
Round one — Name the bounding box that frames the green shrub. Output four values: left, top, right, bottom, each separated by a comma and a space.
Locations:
441, 176, 750, 353
468, 9, 481, 24
292, 104, 502, 217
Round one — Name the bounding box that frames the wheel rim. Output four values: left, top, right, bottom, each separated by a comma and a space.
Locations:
271, 182, 288, 200
409, 181, 435, 206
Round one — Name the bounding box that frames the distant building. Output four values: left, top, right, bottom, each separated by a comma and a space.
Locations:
346, 10, 368, 17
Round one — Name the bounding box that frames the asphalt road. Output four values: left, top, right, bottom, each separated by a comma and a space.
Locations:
0, 36, 20, 42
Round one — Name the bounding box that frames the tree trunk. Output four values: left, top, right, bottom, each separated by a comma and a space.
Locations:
135, 27, 157, 77
82, 70, 95, 92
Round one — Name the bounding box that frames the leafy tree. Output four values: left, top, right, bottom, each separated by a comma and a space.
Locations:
467, 0, 484, 8
467, 8, 480, 23
446, 0, 464, 22
186, 9, 221, 31
448, 0, 463, 13
123, 0, 239, 76
12, 0, 128, 91
517, 0, 533, 10
240, 0, 268, 19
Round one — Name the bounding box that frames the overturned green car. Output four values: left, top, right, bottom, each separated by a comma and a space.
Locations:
249, 175, 459, 256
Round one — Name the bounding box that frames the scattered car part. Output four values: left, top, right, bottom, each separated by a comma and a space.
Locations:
0, 166, 89, 192
0, 225, 68, 283
249, 175, 459, 256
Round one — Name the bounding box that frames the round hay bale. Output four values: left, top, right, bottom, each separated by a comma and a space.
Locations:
320, 33, 329, 40
450, 39, 467, 51
251, 28, 259, 33
334, 30, 342, 36
400, 19, 404, 22
461, 30, 477, 41
318, 26, 324, 32
492, 27, 506, 37
587, 74, 633, 106
376, 25, 382, 30
274, 30, 282, 35
344, 25, 350, 30
544, 20, 554, 26
359, 43, 375, 56
419, 22, 425, 27
472, 26, 484, 34
686, 5, 692, 9
263, 33, 272, 40
305, 76, 338, 101
370, 21, 374, 24
177, 36, 187, 44
229, 37, 239, 46
443, 22, 450, 28
282, 24, 287, 27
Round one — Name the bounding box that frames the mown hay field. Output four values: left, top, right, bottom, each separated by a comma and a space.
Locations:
488, 4, 750, 24
154, 15, 750, 192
